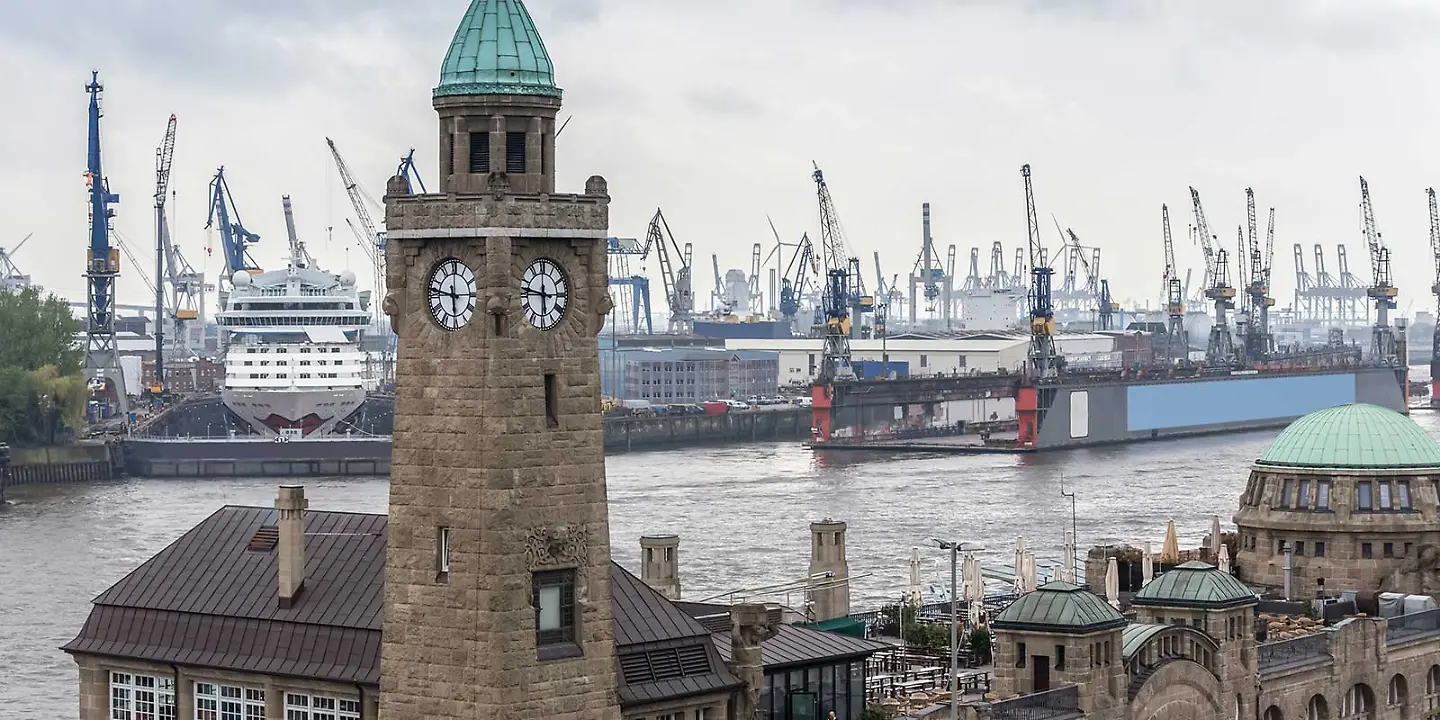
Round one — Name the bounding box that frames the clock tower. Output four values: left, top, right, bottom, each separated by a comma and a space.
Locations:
378, 2, 620, 719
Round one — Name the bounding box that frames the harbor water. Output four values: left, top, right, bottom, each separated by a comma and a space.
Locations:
6, 411, 1440, 716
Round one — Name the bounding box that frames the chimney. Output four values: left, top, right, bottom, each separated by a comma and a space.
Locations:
276, 485, 308, 608
807, 519, 850, 621
640, 535, 682, 600
729, 603, 775, 719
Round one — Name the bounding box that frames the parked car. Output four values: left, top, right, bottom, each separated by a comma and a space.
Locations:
725, 399, 752, 410
791, 396, 813, 408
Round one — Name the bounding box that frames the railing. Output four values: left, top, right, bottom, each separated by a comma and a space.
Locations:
990, 685, 1081, 720
1386, 608, 1440, 644
1257, 633, 1330, 671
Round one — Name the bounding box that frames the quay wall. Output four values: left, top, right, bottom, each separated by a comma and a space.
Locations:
2, 443, 116, 492
603, 407, 810, 453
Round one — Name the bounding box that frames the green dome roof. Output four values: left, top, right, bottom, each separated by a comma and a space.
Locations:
1133, 561, 1255, 609
1256, 403, 1440, 470
992, 580, 1126, 635
435, 0, 561, 99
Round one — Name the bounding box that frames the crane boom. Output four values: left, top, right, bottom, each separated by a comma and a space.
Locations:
326, 138, 385, 323
1359, 175, 1397, 361
1022, 164, 1057, 379
152, 114, 177, 394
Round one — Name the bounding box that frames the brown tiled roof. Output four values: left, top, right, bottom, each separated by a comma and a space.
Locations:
63, 505, 743, 705
712, 624, 890, 671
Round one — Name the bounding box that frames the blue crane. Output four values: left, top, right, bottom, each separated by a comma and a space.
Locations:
204, 167, 260, 277
778, 232, 816, 323
396, 149, 428, 194
607, 236, 653, 334
81, 71, 129, 414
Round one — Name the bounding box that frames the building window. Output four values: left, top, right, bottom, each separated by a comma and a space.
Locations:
533, 569, 578, 656
1315, 541, 1326, 557
1362, 542, 1373, 559
194, 682, 264, 720
1280, 479, 1293, 508
1380, 481, 1393, 510
284, 693, 361, 720
109, 672, 176, 720
920, 354, 929, 368
1384, 542, 1395, 558
1016, 642, 1027, 668
1317, 480, 1331, 510
1358, 482, 1373, 511
544, 373, 559, 428
506, 131, 526, 173
1296, 480, 1310, 509
1398, 480, 1412, 510
1055, 645, 1066, 670
468, 131, 490, 173
437, 526, 451, 578
1294, 541, 1305, 556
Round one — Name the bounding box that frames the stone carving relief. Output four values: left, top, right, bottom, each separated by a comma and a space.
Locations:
382, 292, 401, 335
592, 292, 615, 336
526, 525, 589, 569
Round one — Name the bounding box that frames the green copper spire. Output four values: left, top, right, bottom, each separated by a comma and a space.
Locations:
435, 0, 562, 99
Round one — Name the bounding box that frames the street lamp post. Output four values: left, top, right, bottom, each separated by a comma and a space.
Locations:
932, 538, 983, 720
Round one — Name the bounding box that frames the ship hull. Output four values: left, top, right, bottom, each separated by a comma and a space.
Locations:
1032, 366, 1406, 449
222, 387, 367, 438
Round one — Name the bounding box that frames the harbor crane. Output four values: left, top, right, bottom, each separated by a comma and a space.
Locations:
1424, 191, 1440, 398
812, 161, 858, 380
396, 149, 427, 194
908, 202, 951, 324
645, 209, 694, 333
1161, 205, 1187, 363
1240, 189, 1275, 363
606, 235, 653, 335
205, 168, 261, 280
1, 233, 33, 291
1359, 176, 1398, 362
151, 114, 176, 395
1022, 164, 1058, 378
326, 138, 386, 324
152, 116, 207, 367
1190, 187, 1235, 365
81, 72, 129, 415
778, 233, 817, 331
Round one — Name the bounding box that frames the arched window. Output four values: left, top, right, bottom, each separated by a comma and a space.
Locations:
1340, 683, 1375, 719
1427, 665, 1440, 710
1389, 674, 1409, 717
1264, 705, 1284, 720
1235, 695, 1245, 720
1307, 694, 1329, 720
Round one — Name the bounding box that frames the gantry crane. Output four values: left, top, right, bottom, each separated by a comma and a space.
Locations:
1190, 187, 1235, 365
1022, 164, 1057, 378
1428, 188, 1440, 406
1359, 176, 1398, 362
909, 202, 950, 324
81, 72, 129, 415
1161, 205, 1187, 362
326, 138, 386, 325
606, 235, 653, 334
646, 209, 694, 333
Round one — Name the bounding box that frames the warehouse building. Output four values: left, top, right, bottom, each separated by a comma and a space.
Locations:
600, 345, 781, 402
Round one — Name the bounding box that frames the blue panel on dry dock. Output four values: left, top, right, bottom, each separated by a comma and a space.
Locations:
1125, 373, 1357, 432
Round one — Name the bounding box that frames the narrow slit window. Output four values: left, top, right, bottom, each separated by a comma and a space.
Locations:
445, 133, 455, 176
506, 131, 527, 173
544, 373, 559, 428
437, 527, 451, 577
468, 131, 490, 173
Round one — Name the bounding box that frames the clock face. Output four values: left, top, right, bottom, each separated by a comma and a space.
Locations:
521, 258, 569, 331
427, 258, 476, 331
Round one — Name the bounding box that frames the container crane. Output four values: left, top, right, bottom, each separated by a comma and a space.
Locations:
1161, 205, 1187, 362
81, 72, 129, 415
646, 209, 694, 332
1022, 164, 1058, 378
1359, 176, 1397, 362
1428, 188, 1440, 407
1190, 187, 1235, 365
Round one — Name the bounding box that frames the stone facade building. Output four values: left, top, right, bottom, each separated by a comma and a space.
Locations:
1234, 403, 1440, 597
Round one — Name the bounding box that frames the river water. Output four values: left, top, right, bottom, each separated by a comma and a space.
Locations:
6, 411, 1440, 716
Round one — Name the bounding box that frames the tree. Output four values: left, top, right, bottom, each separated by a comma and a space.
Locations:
0, 287, 81, 374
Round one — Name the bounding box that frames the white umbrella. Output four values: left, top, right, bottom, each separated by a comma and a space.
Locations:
1161, 520, 1180, 564
1061, 531, 1076, 583
1210, 515, 1222, 558
967, 553, 986, 627
1218, 543, 1231, 573
1013, 537, 1027, 594
1022, 550, 1038, 593
908, 547, 922, 607
1105, 556, 1121, 609
1142, 541, 1154, 585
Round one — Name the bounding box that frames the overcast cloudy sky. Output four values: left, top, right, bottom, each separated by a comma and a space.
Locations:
5, 0, 1440, 319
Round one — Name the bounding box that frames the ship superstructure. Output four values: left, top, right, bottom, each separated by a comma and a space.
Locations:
216, 197, 371, 438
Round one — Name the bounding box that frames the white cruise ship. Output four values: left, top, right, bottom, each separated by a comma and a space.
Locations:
216, 218, 372, 438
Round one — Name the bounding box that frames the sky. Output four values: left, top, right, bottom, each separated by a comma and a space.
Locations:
5, 0, 1440, 322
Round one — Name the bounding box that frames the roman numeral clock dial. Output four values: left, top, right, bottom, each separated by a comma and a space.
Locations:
522, 258, 569, 331
427, 258, 476, 331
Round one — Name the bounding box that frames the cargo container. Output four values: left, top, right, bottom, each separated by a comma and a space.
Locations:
852, 360, 909, 380
702, 401, 729, 415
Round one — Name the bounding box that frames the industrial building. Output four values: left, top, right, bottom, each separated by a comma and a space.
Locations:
600, 345, 780, 402
724, 330, 1117, 386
